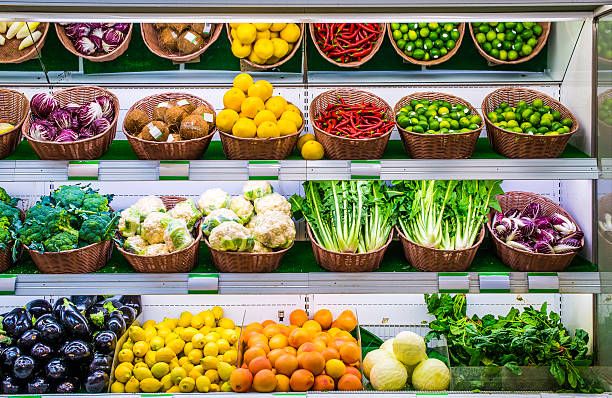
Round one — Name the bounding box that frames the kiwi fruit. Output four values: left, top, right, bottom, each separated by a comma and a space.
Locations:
124, 109, 150, 136
191, 23, 213, 37
168, 23, 190, 33
177, 30, 204, 55
159, 27, 179, 52
164, 106, 188, 130
180, 114, 211, 140
175, 99, 196, 114
139, 120, 170, 141
153, 23, 167, 30
152, 101, 175, 122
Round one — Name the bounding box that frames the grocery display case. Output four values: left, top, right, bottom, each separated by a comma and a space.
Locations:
0, 0, 611, 397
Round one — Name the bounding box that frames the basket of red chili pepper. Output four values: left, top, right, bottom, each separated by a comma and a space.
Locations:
310, 23, 386, 67
310, 88, 395, 159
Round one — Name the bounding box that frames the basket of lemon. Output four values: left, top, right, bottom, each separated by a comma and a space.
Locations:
216, 73, 305, 160
227, 23, 304, 70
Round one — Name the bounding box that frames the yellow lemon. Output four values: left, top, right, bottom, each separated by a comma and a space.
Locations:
183, 341, 194, 356
270, 31, 280, 38
271, 38, 289, 58
223, 88, 246, 112
221, 328, 238, 344
210, 383, 220, 392
241, 96, 265, 118
199, 325, 212, 335
191, 313, 205, 329
143, 320, 156, 329
132, 341, 149, 357
201, 355, 219, 371
217, 338, 230, 354
253, 109, 277, 126
222, 349, 238, 364
180, 326, 198, 342
167, 386, 180, 393
171, 366, 187, 385
221, 381, 233, 392
192, 333, 206, 349
270, 23, 287, 32
280, 110, 303, 129
233, 73, 253, 93
230, 28, 238, 39
190, 365, 204, 380
134, 362, 148, 369
124, 377, 140, 393
110, 381, 125, 393
254, 23, 272, 31
248, 51, 267, 65
202, 311, 216, 328
232, 118, 257, 138
236, 23, 257, 44
196, 375, 212, 393
188, 349, 203, 365
248, 80, 273, 102
178, 312, 193, 328
144, 350, 157, 368
212, 306, 223, 320
155, 347, 176, 363
149, 336, 164, 351
301, 140, 324, 160
151, 362, 170, 379
133, 366, 153, 382
217, 362, 235, 381
277, 119, 298, 136
162, 317, 178, 330
156, 327, 171, 339
216, 109, 239, 133
286, 103, 301, 114
118, 348, 134, 363
140, 378, 162, 393
229, 23, 240, 29
205, 369, 220, 384
203, 341, 219, 357
265, 96, 287, 118
256, 30, 271, 40
257, 121, 281, 138
160, 374, 173, 391
169, 358, 179, 371
280, 23, 300, 42
231, 39, 252, 58
144, 326, 157, 341
129, 326, 146, 342
114, 364, 132, 383
253, 39, 274, 60
288, 43, 295, 52
297, 133, 315, 150
167, 338, 184, 355
120, 362, 134, 371
174, 327, 185, 336
183, 362, 195, 375
122, 340, 133, 350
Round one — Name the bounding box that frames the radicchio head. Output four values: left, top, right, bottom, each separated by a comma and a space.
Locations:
94, 95, 114, 119
101, 29, 124, 53
78, 101, 103, 127
517, 217, 536, 237
506, 240, 533, 252
113, 23, 130, 34
49, 108, 73, 130
78, 127, 93, 139
551, 213, 577, 236
30, 92, 59, 118
504, 208, 521, 219
532, 228, 556, 245
55, 128, 79, 142
90, 118, 111, 135
521, 202, 542, 219
534, 241, 554, 254
552, 238, 582, 253
64, 23, 91, 39
64, 102, 81, 116
75, 36, 97, 56
534, 216, 552, 230
89, 32, 103, 50
28, 120, 57, 141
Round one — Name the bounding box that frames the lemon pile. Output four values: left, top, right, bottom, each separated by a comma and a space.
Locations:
217, 73, 303, 139
111, 306, 240, 394
230, 23, 301, 65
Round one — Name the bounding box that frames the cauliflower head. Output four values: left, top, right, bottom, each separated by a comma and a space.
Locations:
169, 199, 202, 230
242, 181, 273, 201
133, 195, 166, 221
245, 214, 258, 232
163, 218, 194, 252
118, 207, 141, 237
251, 240, 273, 253
141, 211, 173, 244
230, 195, 254, 223
202, 208, 242, 236
123, 235, 147, 255
253, 210, 295, 249
198, 188, 230, 215
209, 221, 254, 252
254, 193, 291, 216
145, 243, 170, 256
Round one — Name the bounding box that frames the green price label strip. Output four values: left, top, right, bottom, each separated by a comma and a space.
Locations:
351, 160, 381, 179
527, 272, 559, 293
438, 272, 470, 293
248, 160, 279, 180
479, 272, 510, 293
188, 273, 219, 294
0, 274, 17, 295
159, 161, 190, 180
68, 160, 99, 180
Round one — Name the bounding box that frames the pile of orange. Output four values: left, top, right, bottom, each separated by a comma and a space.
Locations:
229, 308, 363, 393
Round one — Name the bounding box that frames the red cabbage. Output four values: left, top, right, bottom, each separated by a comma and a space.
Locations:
65, 23, 91, 39
90, 118, 111, 135
29, 120, 57, 141
102, 29, 124, 53
30, 93, 59, 118
114, 23, 130, 34
521, 202, 542, 219
75, 36, 97, 55
95, 96, 114, 119
55, 129, 79, 142
49, 108, 73, 130
78, 102, 103, 127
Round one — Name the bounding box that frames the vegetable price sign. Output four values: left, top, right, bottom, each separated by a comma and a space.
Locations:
159, 160, 189, 180
528, 272, 559, 293
0, 274, 17, 294
438, 272, 469, 293
479, 272, 510, 293
187, 273, 219, 294
350, 160, 381, 179
248, 160, 280, 180
68, 161, 99, 180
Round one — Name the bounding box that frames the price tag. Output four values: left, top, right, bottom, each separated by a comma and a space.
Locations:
350, 160, 381, 179
68, 161, 99, 180
248, 160, 279, 180
438, 272, 469, 293
0, 275, 16, 295
479, 272, 510, 293
528, 272, 559, 293
160, 161, 189, 180
188, 274, 219, 294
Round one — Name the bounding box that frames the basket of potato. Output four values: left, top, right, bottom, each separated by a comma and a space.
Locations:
141, 23, 223, 62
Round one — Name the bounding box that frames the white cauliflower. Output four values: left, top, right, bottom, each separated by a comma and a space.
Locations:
145, 243, 170, 256
242, 181, 273, 201
118, 207, 141, 237
253, 210, 295, 249
169, 199, 202, 229
229, 195, 254, 223
251, 240, 273, 253
254, 193, 291, 216
198, 188, 230, 215
133, 195, 166, 220
123, 235, 147, 255
140, 211, 173, 244
208, 221, 254, 252
245, 214, 258, 232
202, 208, 242, 236
163, 218, 194, 252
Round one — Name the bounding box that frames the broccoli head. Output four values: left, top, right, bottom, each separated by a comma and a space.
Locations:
44, 207, 79, 237
44, 231, 79, 252
79, 213, 117, 244
53, 185, 86, 208
0, 202, 20, 224
82, 193, 110, 213
26, 205, 55, 224
0, 217, 12, 247
0, 187, 18, 207
18, 222, 48, 247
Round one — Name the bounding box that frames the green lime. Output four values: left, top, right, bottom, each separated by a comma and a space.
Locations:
450, 30, 460, 41
497, 32, 506, 42
487, 112, 498, 122
415, 38, 424, 48
532, 99, 544, 108
527, 37, 538, 48
408, 30, 418, 41
400, 24, 409, 33
475, 32, 486, 44
391, 23, 400, 30
482, 42, 493, 53
551, 110, 561, 121
393, 30, 402, 40
445, 39, 456, 50
420, 27, 430, 37
561, 118, 573, 127
397, 39, 407, 49
413, 49, 425, 59
508, 50, 519, 60
478, 24, 490, 33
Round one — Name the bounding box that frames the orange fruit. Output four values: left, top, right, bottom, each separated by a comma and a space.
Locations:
248, 356, 272, 375
243, 330, 263, 345
288, 328, 310, 348
289, 369, 314, 391
267, 348, 286, 367
313, 309, 333, 330
339, 342, 360, 365
312, 340, 326, 352
277, 324, 289, 336
345, 366, 361, 379
246, 322, 263, 331
321, 347, 340, 362
243, 347, 267, 365
335, 310, 357, 332
298, 351, 326, 375
248, 334, 269, 348
282, 346, 297, 355
303, 320, 322, 335
337, 330, 356, 342
275, 374, 291, 392
253, 369, 277, 392
262, 320, 276, 328
263, 325, 282, 339
313, 332, 329, 344
297, 342, 316, 355
289, 309, 308, 327
269, 334, 289, 350
327, 327, 342, 337
325, 359, 346, 379
328, 337, 345, 352
337, 373, 362, 391
252, 342, 270, 355
230, 368, 253, 392
313, 374, 335, 391
275, 354, 298, 376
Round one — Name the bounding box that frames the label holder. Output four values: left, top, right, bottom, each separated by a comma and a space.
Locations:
248, 160, 280, 180
438, 272, 470, 293
0, 274, 17, 295
68, 161, 99, 180
350, 160, 381, 179
528, 272, 559, 293
188, 274, 219, 294
479, 272, 510, 293
160, 161, 190, 180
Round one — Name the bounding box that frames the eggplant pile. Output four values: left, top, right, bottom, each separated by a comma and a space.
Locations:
0, 295, 141, 394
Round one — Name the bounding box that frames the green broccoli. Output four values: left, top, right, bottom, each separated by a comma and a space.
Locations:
25, 205, 54, 224
0, 202, 20, 224
53, 185, 86, 208
0, 217, 12, 249
44, 208, 79, 237
82, 193, 110, 213
0, 187, 18, 207
79, 213, 118, 244
18, 222, 48, 247
44, 230, 79, 252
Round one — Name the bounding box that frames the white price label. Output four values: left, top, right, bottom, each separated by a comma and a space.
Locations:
248, 160, 280, 180
528, 273, 559, 292
479, 272, 510, 293
159, 161, 189, 180
350, 160, 381, 179
202, 112, 214, 123
68, 161, 99, 180
438, 273, 470, 293
188, 274, 219, 294
0, 275, 17, 295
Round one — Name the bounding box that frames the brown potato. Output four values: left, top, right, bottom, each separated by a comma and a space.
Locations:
180, 114, 212, 140
177, 30, 203, 55
152, 101, 175, 122
124, 109, 150, 136
164, 106, 188, 130
159, 27, 179, 52
139, 120, 170, 141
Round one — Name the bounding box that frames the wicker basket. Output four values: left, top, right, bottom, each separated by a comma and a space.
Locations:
396, 226, 484, 272
115, 196, 201, 273
487, 191, 584, 271
22, 86, 119, 160
0, 23, 49, 64
219, 103, 304, 160
142, 23, 222, 63
204, 238, 293, 273
124, 93, 216, 160
0, 209, 25, 273
28, 240, 113, 274
55, 23, 132, 62
307, 225, 392, 272
0, 89, 29, 159
226, 23, 304, 70
394, 92, 483, 159
482, 87, 579, 158
387, 23, 465, 66
310, 88, 393, 160
469, 22, 550, 66
309, 23, 386, 68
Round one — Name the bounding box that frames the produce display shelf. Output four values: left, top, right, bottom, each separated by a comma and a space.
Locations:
0, 139, 597, 181
0, 393, 606, 398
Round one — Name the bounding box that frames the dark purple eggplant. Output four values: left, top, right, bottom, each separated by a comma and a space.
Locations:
85, 370, 109, 393
70, 296, 96, 313
30, 342, 53, 360
46, 358, 67, 379
2, 376, 23, 394
35, 315, 64, 346
103, 297, 122, 311
25, 299, 53, 319
17, 329, 40, 351
13, 355, 35, 379
27, 376, 50, 394
119, 295, 142, 316
89, 352, 113, 373
2, 308, 32, 338
52, 297, 69, 318
93, 330, 116, 354
1, 346, 21, 368
106, 315, 126, 337
55, 378, 79, 393
62, 340, 91, 361
59, 298, 90, 339
118, 305, 137, 325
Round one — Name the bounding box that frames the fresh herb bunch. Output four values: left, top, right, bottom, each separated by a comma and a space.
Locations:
424, 293, 593, 391
0, 187, 22, 252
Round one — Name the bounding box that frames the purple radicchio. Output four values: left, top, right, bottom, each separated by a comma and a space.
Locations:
102, 29, 124, 53
89, 32, 103, 50
49, 108, 73, 130
534, 241, 554, 254
506, 240, 533, 252
493, 215, 513, 240
521, 202, 543, 219
64, 23, 91, 39
532, 228, 556, 245
95, 95, 114, 119
64, 102, 81, 116
55, 129, 79, 142
504, 208, 521, 219
90, 118, 111, 135
551, 213, 577, 236
534, 216, 552, 230
30, 93, 59, 118
78, 127, 93, 139
75, 36, 97, 55
78, 101, 103, 127
517, 217, 536, 237
87, 23, 102, 30
552, 237, 582, 254
28, 120, 57, 141
505, 225, 523, 243
114, 23, 130, 34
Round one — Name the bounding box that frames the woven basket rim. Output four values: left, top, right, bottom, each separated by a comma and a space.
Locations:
26, 239, 111, 256
469, 22, 550, 65
309, 23, 386, 68
54, 23, 133, 62
307, 223, 393, 257
0, 22, 49, 64
203, 236, 294, 256
0, 88, 30, 137
482, 86, 579, 138
141, 23, 223, 62
386, 23, 465, 66
395, 225, 485, 253
486, 191, 584, 258
225, 23, 305, 69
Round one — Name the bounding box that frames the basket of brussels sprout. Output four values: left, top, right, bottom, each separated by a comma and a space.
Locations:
387, 23, 465, 66
482, 87, 578, 158
469, 22, 550, 65
394, 92, 483, 158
